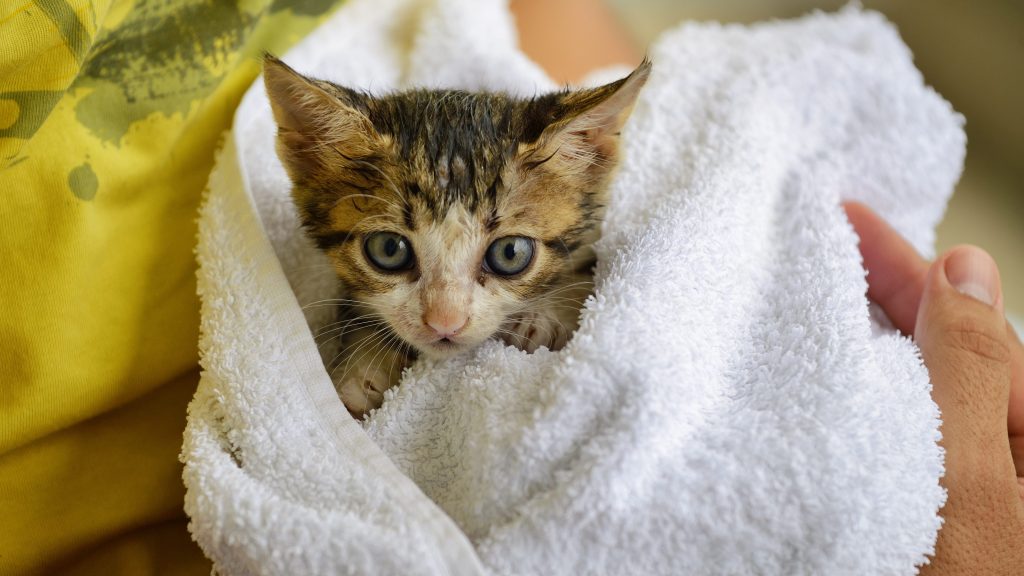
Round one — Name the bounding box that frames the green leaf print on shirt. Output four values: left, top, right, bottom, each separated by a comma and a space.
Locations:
73, 0, 337, 144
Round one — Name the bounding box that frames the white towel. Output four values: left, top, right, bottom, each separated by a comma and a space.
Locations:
183, 1, 965, 574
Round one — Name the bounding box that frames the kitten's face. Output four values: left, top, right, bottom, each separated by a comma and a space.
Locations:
264, 57, 649, 358
326, 197, 571, 358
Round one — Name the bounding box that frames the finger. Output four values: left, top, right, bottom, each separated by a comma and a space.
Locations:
842, 202, 929, 335
916, 246, 1014, 481
843, 203, 1024, 473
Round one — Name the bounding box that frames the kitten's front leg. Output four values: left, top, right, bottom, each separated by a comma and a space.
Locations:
502, 277, 592, 353
502, 310, 572, 353
332, 325, 409, 418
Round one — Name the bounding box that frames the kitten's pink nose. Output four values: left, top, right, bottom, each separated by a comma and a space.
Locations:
424, 311, 468, 338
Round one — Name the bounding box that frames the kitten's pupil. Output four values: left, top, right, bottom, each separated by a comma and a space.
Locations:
384, 238, 399, 257
503, 243, 516, 260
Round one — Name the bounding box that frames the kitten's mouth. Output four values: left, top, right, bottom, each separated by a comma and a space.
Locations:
420, 335, 468, 357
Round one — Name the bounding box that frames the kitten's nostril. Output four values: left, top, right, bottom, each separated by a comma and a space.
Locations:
425, 313, 468, 337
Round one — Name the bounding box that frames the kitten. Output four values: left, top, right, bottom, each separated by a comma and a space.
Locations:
263, 55, 649, 418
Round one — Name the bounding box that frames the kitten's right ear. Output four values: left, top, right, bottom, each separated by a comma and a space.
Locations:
263, 55, 381, 183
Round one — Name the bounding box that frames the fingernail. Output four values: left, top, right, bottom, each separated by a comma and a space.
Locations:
944, 246, 1002, 309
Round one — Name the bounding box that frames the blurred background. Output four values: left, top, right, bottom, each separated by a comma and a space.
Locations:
604, 0, 1023, 317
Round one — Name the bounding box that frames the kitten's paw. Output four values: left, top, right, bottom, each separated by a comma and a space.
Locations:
501, 311, 570, 353
335, 363, 400, 419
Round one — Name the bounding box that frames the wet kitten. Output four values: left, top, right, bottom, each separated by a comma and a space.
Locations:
264, 55, 649, 417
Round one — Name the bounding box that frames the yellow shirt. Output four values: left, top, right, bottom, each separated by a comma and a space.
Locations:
0, 1, 342, 573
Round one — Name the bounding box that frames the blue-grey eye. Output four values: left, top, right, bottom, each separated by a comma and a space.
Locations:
485, 236, 535, 276
364, 232, 413, 271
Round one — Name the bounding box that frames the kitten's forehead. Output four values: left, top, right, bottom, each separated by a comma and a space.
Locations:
417, 205, 486, 269
366, 90, 523, 216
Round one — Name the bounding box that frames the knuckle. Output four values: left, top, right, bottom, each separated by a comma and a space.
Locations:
947, 316, 1011, 365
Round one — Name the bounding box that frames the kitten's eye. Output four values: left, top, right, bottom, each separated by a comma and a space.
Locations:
484, 236, 535, 276
364, 232, 414, 271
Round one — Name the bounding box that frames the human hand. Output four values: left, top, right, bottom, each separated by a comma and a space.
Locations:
843, 202, 1024, 574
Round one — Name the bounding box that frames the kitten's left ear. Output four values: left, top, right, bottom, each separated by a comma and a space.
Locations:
262, 54, 382, 185
526, 59, 651, 171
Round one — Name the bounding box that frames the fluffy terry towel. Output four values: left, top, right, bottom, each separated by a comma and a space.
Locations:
183, 1, 966, 574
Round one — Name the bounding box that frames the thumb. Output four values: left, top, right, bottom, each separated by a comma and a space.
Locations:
917, 246, 1012, 451
915, 246, 1023, 574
